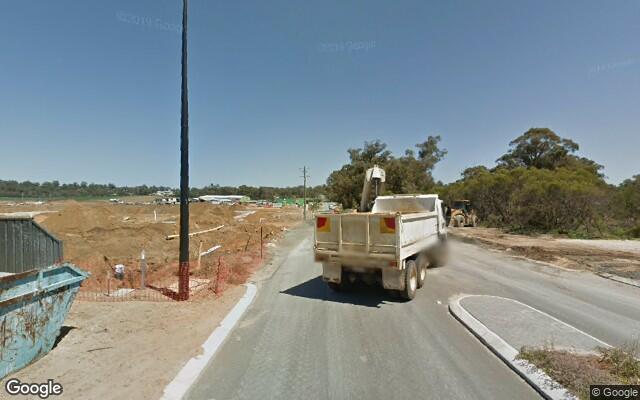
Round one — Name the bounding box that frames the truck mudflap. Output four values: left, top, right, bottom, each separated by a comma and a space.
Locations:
322, 262, 342, 283
381, 268, 405, 290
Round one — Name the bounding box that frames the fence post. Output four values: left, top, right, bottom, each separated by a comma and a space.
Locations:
260, 226, 263, 259
215, 256, 222, 295
140, 249, 146, 288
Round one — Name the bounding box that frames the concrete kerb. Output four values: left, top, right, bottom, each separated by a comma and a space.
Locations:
596, 272, 640, 289
160, 225, 308, 400
161, 283, 258, 400
448, 294, 578, 400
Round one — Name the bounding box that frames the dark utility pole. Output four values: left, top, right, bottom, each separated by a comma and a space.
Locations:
301, 166, 309, 220
178, 0, 190, 301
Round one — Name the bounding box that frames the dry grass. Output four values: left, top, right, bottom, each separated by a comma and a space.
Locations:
518, 342, 640, 400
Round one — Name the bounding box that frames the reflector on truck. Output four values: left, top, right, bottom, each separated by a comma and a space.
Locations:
380, 217, 396, 234
316, 217, 331, 232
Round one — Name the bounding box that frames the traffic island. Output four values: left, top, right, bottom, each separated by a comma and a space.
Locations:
449, 294, 612, 400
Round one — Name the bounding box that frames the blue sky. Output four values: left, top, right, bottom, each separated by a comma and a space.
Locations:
1, 0, 638, 187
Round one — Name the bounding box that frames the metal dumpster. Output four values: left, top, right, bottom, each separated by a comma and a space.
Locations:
0, 263, 88, 379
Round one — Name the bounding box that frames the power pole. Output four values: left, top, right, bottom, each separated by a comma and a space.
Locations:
178, 0, 190, 301
301, 166, 309, 220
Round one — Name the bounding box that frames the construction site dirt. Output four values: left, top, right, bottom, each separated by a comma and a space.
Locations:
1, 199, 304, 399
0, 199, 302, 298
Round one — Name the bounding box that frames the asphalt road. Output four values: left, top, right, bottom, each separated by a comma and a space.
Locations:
186, 225, 640, 400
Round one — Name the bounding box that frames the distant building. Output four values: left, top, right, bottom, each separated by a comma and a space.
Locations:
155, 190, 175, 197
198, 195, 249, 204
154, 197, 179, 205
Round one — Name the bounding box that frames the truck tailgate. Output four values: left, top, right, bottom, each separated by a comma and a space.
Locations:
315, 211, 441, 262
315, 213, 397, 257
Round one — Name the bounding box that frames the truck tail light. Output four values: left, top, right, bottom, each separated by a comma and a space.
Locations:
380, 217, 396, 234
316, 217, 331, 232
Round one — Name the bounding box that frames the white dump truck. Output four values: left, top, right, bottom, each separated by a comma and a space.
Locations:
314, 194, 448, 300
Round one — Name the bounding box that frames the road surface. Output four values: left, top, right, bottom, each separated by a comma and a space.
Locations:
185, 225, 640, 400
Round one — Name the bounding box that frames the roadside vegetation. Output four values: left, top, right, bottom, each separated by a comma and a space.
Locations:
0, 180, 325, 202
0, 181, 173, 199
325, 136, 446, 209
325, 128, 639, 238
518, 344, 640, 400
440, 128, 639, 238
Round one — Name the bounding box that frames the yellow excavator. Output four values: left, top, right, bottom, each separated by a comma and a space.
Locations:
449, 200, 478, 227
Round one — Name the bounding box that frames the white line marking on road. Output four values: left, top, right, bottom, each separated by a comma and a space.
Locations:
161, 283, 258, 400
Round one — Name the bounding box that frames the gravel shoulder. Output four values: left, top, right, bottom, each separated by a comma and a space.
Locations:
555, 238, 640, 255
449, 227, 640, 280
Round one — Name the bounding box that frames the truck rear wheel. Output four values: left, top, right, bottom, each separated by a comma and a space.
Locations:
416, 254, 427, 288
401, 260, 418, 300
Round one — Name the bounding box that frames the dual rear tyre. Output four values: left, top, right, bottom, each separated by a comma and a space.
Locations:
416, 254, 428, 288
403, 243, 448, 299
328, 250, 441, 300
401, 260, 418, 300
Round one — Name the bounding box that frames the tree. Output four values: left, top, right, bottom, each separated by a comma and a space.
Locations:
497, 128, 580, 170
614, 175, 640, 236
439, 129, 618, 235
416, 135, 447, 170
461, 165, 489, 180
347, 140, 392, 165
0, 179, 328, 201
443, 166, 609, 234
326, 136, 446, 208
618, 175, 640, 218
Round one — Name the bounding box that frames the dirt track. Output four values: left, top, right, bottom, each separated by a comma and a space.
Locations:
449, 227, 640, 280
